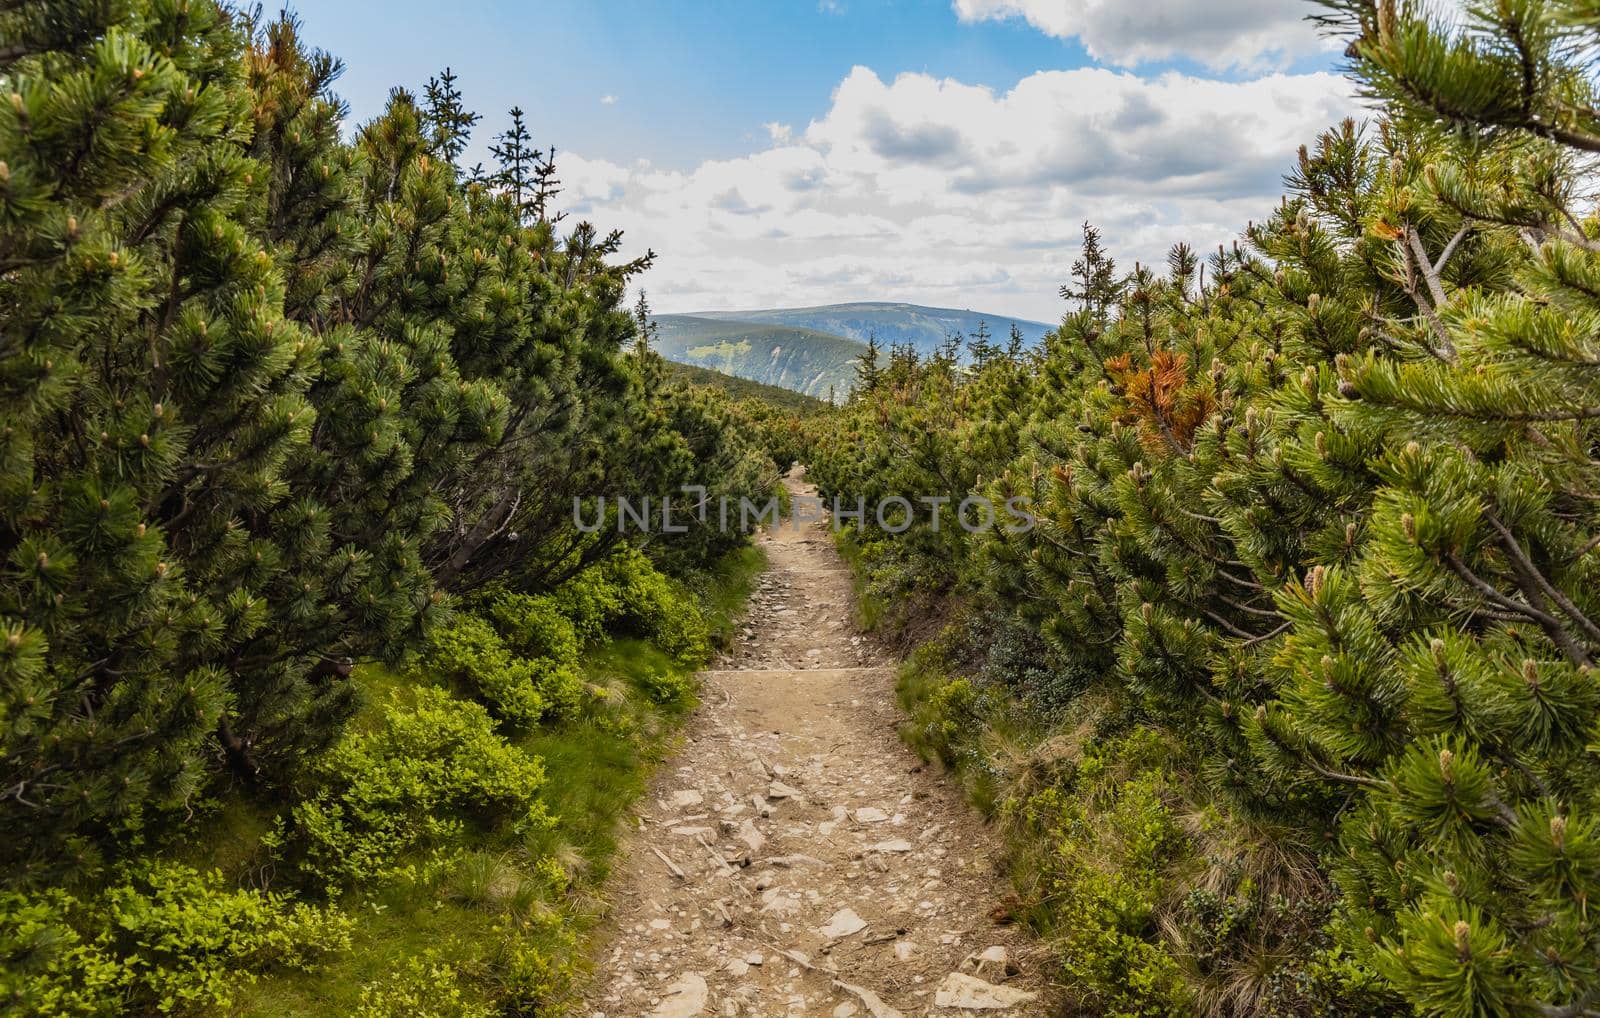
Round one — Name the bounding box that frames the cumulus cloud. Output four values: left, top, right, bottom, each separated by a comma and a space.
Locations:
951, 0, 1333, 71
558, 65, 1356, 320
600, 94, 618, 105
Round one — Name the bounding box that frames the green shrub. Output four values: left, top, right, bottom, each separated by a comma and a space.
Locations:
431, 551, 713, 723
1293, 925, 1412, 1017
490, 920, 575, 1016
289, 689, 550, 887
0, 864, 351, 1016
485, 593, 581, 665
1023, 741, 1190, 1017
354, 957, 492, 1018
550, 568, 624, 644
2, 889, 128, 1017
916, 677, 981, 766
427, 614, 581, 726
635, 664, 695, 706
597, 548, 709, 665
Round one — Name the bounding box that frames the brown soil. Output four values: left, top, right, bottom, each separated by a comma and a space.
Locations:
582, 473, 1057, 1017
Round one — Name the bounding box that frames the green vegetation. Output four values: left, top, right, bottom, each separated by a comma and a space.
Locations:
0, 5, 791, 1014
651, 313, 867, 398
808, 3, 1600, 1014
227, 545, 762, 1017
1, 542, 763, 1017
686, 339, 754, 361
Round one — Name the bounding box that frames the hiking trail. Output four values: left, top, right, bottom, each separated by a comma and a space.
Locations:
583, 473, 1055, 1017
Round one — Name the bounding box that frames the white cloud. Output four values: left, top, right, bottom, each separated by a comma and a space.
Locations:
600, 94, 618, 105
559, 65, 1357, 321
763, 121, 794, 145
952, 0, 1334, 71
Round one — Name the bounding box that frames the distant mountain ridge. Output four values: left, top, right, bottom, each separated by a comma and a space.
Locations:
650, 301, 1059, 398
684, 301, 1055, 357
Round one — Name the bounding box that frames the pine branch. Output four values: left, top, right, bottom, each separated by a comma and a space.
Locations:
1566, 531, 1600, 563
1217, 593, 1284, 618
1534, 986, 1600, 1017
1260, 713, 1388, 790
1216, 566, 1268, 592
1394, 233, 1457, 362
1445, 553, 1593, 667
1405, 227, 1448, 309
1399, 402, 1600, 423
1483, 510, 1600, 648
1199, 605, 1268, 640
1432, 224, 1470, 277
1239, 620, 1293, 646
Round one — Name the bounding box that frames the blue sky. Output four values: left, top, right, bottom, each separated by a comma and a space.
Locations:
296, 1, 1359, 321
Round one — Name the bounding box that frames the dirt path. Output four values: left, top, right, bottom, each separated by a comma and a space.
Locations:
583, 475, 1054, 1017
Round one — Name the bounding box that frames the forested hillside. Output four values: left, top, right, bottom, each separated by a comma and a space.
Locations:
0, 6, 794, 1013
806, 2, 1600, 1015
663, 361, 831, 416
650, 313, 866, 398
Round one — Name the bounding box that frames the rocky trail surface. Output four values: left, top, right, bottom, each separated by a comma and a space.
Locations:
584, 475, 1055, 1017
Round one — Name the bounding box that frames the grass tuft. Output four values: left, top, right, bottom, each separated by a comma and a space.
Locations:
446, 852, 512, 910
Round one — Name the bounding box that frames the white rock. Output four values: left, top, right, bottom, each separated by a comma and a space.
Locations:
672, 790, 705, 808
650, 972, 709, 1017
961, 945, 1012, 979
852, 807, 889, 823
833, 1003, 860, 1018
818, 907, 867, 939
831, 980, 905, 1018
932, 972, 1037, 1009
761, 888, 801, 914
745, 952, 764, 966
870, 839, 913, 853
738, 819, 766, 852
671, 826, 713, 837
725, 958, 750, 978
768, 781, 802, 800
893, 941, 918, 962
